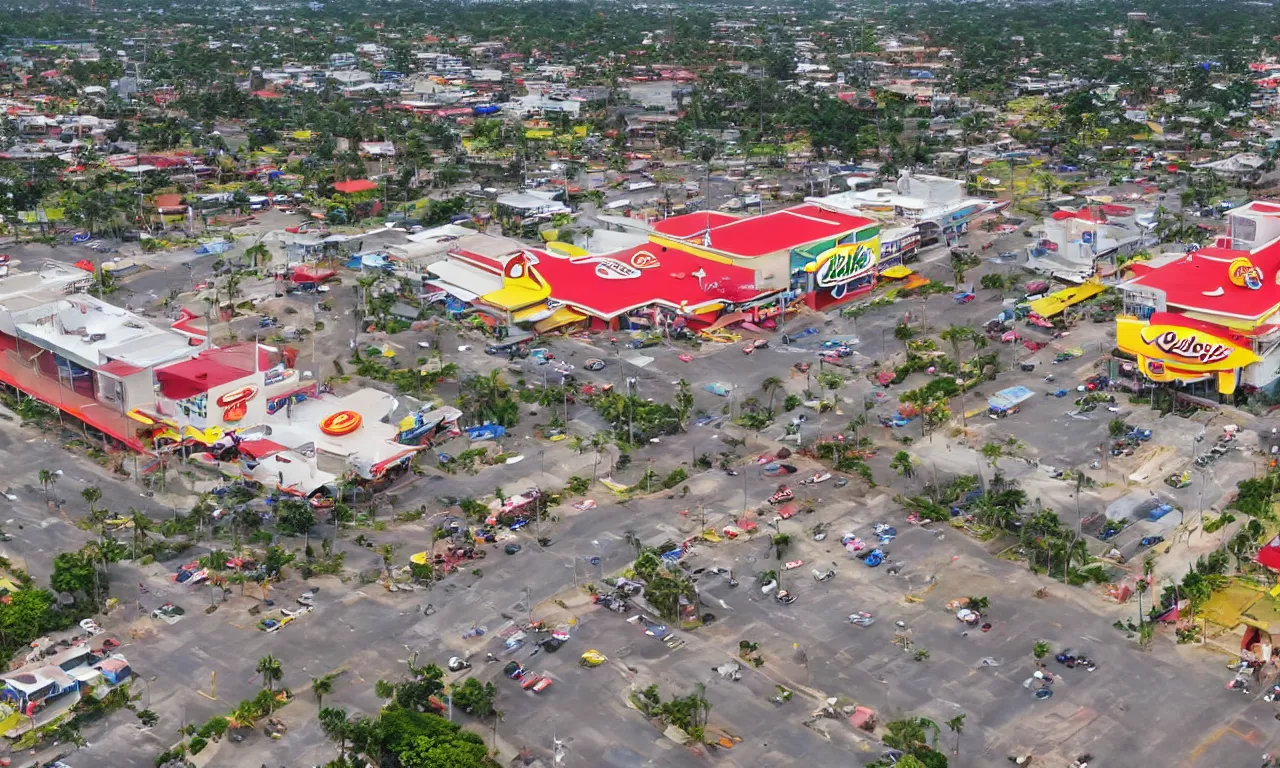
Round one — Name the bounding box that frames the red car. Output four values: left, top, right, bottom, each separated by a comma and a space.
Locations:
285, 222, 327, 234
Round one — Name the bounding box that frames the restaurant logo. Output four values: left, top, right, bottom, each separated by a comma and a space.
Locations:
504, 251, 546, 288
569, 255, 641, 280
1140, 328, 1233, 365
816, 241, 878, 288
630, 251, 660, 270
1229, 257, 1263, 290
216, 385, 258, 408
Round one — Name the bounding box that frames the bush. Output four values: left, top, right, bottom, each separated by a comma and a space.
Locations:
661, 468, 688, 490
196, 715, 229, 740
188, 736, 208, 755
566, 476, 590, 495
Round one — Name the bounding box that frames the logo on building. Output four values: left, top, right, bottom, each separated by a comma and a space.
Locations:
629, 251, 660, 270
569, 255, 641, 280
1140, 328, 1233, 365
1229, 257, 1264, 290
815, 240, 878, 288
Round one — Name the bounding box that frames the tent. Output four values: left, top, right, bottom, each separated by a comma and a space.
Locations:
1257, 534, 1280, 571
292, 264, 337, 284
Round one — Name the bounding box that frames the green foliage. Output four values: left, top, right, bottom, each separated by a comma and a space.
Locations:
379, 703, 490, 768
196, 715, 228, 740
1230, 473, 1280, 521
51, 549, 104, 605
457, 370, 520, 428
589, 390, 681, 441
1202, 513, 1235, 534
1032, 640, 1051, 659
565, 476, 590, 495
662, 468, 688, 490
0, 588, 74, 663
450, 677, 498, 717
817, 370, 845, 391
901, 377, 960, 406
262, 545, 295, 579
275, 499, 316, 536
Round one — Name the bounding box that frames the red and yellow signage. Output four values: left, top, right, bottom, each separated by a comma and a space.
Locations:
216, 385, 258, 408
319, 410, 363, 436
1117, 314, 1260, 394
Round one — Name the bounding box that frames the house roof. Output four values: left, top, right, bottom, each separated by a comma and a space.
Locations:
333, 179, 378, 194
98, 360, 144, 378
1124, 240, 1280, 320
651, 212, 740, 238
154, 344, 262, 400
528, 244, 768, 319
656, 204, 875, 258
152, 193, 185, 210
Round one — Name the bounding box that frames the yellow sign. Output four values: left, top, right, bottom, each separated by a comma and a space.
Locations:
805, 237, 880, 288
1116, 316, 1260, 395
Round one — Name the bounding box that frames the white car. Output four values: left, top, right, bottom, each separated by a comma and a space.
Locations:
79, 618, 103, 636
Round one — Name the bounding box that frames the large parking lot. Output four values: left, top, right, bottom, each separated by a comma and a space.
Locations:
6, 222, 1276, 768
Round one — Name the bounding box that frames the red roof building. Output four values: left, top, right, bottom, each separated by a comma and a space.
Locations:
653, 205, 875, 259
155, 344, 262, 400
333, 179, 378, 195
527, 244, 766, 320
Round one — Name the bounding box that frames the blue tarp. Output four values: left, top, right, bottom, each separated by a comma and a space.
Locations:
1147, 504, 1174, 521
467, 424, 506, 441
195, 240, 232, 255
345, 252, 391, 270
988, 386, 1034, 409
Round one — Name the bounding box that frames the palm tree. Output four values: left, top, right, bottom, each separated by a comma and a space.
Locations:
224, 272, 242, 305
980, 442, 1003, 468
945, 714, 966, 756
257, 654, 283, 691
38, 468, 56, 503
890, 450, 916, 481
590, 433, 608, 484
244, 242, 269, 268
312, 673, 335, 708
760, 376, 784, 412
1035, 170, 1059, 202
128, 508, 153, 561
318, 706, 351, 760
883, 717, 930, 753
81, 486, 103, 518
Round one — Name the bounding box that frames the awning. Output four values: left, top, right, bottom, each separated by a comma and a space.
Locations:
512, 302, 558, 324
482, 284, 546, 312
426, 261, 503, 296
691, 302, 724, 315
880, 265, 913, 279
534, 307, 586, 333
426, 280, 480, 303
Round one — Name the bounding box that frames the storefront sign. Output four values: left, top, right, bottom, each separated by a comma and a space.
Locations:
814, 239, 879, 288
1117, 315, 1260, 395
1136, 325, 1255, 369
